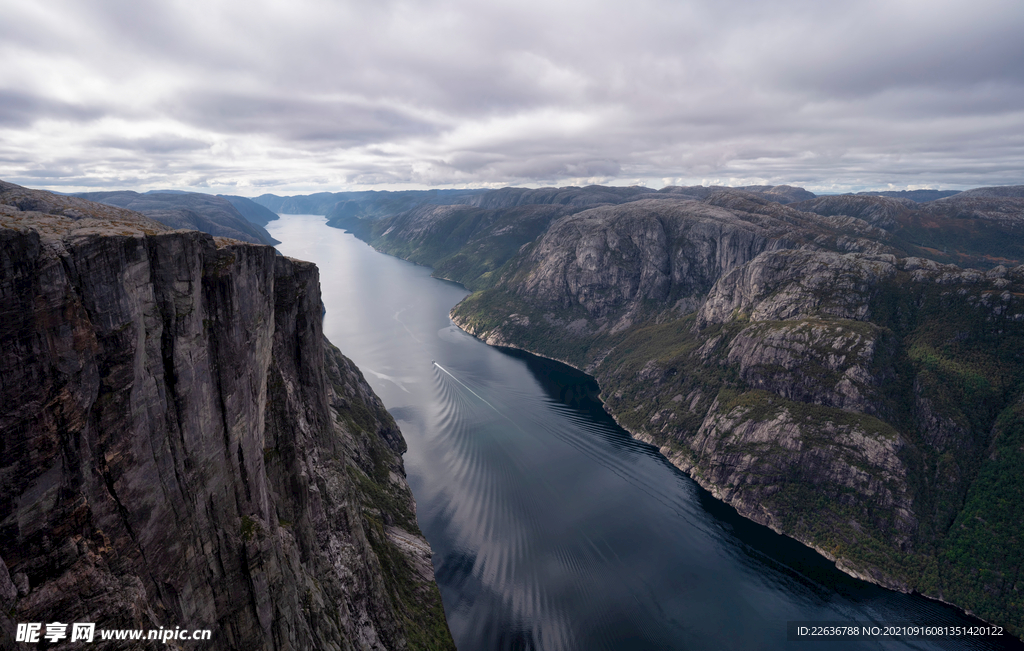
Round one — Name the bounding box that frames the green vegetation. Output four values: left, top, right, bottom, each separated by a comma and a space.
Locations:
334, 204, 564, 290
349, 464, 419, 534
452, 289, 614, 366
937, 400, 1024, 636
716, 388, 900, 441
350, 458, 453, 649
362, 512, 456, 651
890, 214, 1024, 268
323, 345, 453, 648
240, 515, 258, 541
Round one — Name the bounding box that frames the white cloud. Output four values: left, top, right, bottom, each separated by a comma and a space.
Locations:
1, 0, 1022, 194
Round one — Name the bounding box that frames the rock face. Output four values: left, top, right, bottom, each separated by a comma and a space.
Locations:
434, 187, 1024, 636
0, 185, 453, 650
503, 198, 795, 322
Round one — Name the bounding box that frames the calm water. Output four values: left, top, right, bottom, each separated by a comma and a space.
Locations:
268, 215, 1020, 651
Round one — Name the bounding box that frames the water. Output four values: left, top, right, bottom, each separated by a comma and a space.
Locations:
268, 214, 1020, 651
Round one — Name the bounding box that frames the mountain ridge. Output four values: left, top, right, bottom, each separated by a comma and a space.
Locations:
73, 190, 281, 245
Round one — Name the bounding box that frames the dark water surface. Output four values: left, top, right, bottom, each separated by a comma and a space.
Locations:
268, 215, 1019, 651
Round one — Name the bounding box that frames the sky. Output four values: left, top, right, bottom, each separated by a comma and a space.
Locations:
1, 0, 1023, 195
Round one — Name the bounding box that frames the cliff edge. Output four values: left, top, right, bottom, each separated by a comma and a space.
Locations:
0, 182, 453, 650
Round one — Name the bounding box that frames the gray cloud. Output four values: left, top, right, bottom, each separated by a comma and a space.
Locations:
90, 134, 211, 153
0, 0, 1022, 193
0, 90, 105, 127
167, 92, 439, 144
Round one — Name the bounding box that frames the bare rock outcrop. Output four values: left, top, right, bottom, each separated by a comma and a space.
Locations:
697, 250, 898, 326
0, 189, 453, 649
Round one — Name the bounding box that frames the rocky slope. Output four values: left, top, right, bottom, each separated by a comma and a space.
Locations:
219, 195, 282, 228
449, 197, 1024, 635
255, 189, 479, 220
793, 192, 1024, 267
329, 201, 578, 291
0, 183, 453, 650
73, 190, 281, 246
325, 187, 848, 294
325, 183, 1024, 636
656, 183, 816, 204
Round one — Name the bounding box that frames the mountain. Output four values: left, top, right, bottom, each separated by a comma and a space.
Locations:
0, 181, 454, 650
334, 185, 1024, 293
791, 193, 1024, 267
656, 184, 816, 204
0, 180, 167, 231
253, 191, 353, 215
853, 189, 962, 202
330, 182, 1024, 637
456, 184, 657, 209
253, 189, 480, 218
219, 194, 282, 227
952, 185, 1024, 199
73, 190, 281, 245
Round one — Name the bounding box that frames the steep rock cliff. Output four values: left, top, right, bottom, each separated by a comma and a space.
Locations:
445, 191, 1024, 635
0, 189, 453, 649
447, 195, 901, 356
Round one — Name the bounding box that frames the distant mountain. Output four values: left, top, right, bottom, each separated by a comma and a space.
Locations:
253, 189, 482, 217
788, 192, 1024, 266
949, 185, 1024, 199
854, 189, 961, 202
259, 184, 816, 224
658, 184, 816, 204
0, 180, 167, 231
457, 185, 656, 210
254, 191, 350, 215
219, 194, 281, 226
735, 184, 817, 203
73, 190, 280, 245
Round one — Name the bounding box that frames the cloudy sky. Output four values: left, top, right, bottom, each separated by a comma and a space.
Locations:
1, 0, 1022, 195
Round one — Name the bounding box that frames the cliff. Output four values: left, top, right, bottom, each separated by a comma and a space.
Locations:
0, 182, 453, 650
448, 196, 1024, 635
325, 183, 1024, 636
